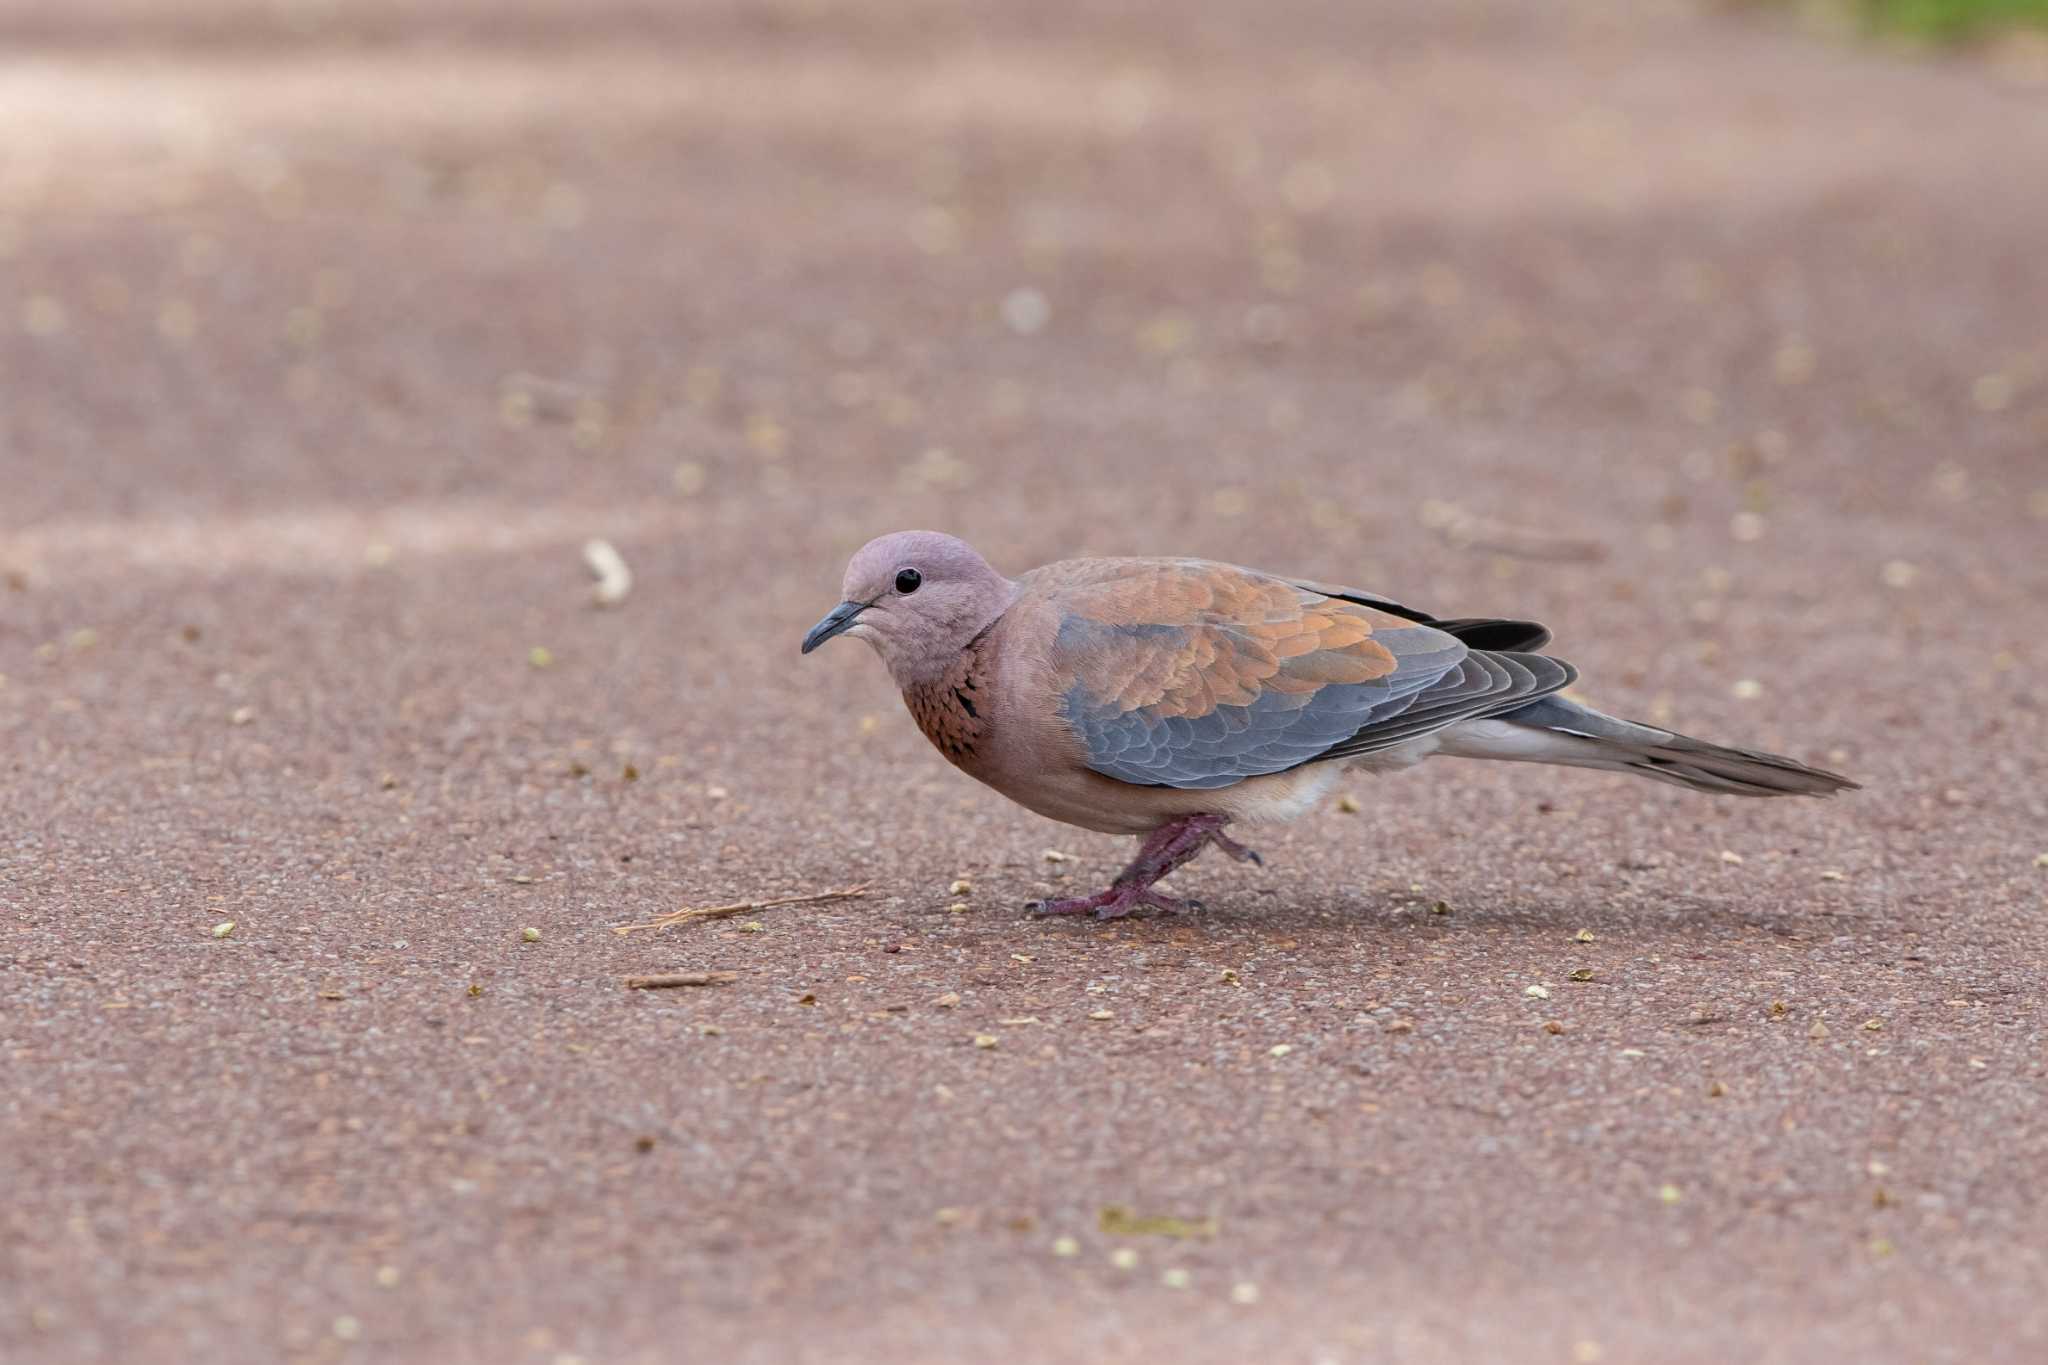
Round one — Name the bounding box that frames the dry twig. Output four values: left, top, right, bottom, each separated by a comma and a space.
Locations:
624, 971, 739, 990
612, 885, 867, 935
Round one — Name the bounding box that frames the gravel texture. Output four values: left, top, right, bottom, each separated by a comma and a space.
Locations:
3, 2, 2046, 1361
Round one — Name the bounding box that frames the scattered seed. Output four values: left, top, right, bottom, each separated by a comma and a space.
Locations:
1525, 985, 1550, 1000
1708, 1080, 1727, 1098
1230, 1281, 1261, 1305
947, 902, 969, 914
1869, 1236, 1895, 1258
211, 920, 236, 939
1719, 850, 1744, 865
1052, 1236, 1080, 1258
1042, 849, 1070, 863
1160, 1268, 1192, 1290
1573, 928, 1596, 943
582, 539, 632, 606
1544, 1020, 1565, 1035
1336, 793, 1362, 814
332, 1316, 361, 1342
374, 1266, 400, 1288
1219, 968, 1241, 986
527, 646, 555, 669
520, 927, 540, 942
698, 1024, 723, 1037
1569, 968, 1594, 982
737, 921, 764, 933
1770, 1000, 1789, 1017
229, 706, 256, 726
467, 983, 482, 998
1088, 1009, 1114, 1021
1011, 953, 1034, 964
1809, 1020, 1831, 1040
973, 1034, 998, 1049
1109, 1248, 1140, 1270
933, 992, 961, 1008
1269, 1043, 1293, 1057
1820, 869, 1847, 882
949, 879, 973, 895
1863, 1017, 1884, 1031
1430, 900, 1453, 916
1657, 1183, 1682, 1205
1385, 1018, 1415, 1034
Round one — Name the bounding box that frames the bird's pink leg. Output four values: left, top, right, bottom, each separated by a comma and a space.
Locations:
1026, 814, 1262, 919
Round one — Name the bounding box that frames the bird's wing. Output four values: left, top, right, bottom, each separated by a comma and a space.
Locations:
1047, 560, 1572, 790
1283, 575, 1553, 651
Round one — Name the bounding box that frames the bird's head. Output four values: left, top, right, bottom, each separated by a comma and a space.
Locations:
801, 530, 1015, 685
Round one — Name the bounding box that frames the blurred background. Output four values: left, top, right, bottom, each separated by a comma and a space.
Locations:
3, 2, 2046, 1362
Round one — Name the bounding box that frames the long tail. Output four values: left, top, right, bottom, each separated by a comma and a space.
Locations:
1435, 694, 1858, 797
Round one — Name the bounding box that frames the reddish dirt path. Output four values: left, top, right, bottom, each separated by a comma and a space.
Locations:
4, 3, 2046, 1361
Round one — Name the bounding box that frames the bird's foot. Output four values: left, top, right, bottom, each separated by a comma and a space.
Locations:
1026, 886, 1200, 920
1210, 829, 1263, 866
1026, 813, 1254, 920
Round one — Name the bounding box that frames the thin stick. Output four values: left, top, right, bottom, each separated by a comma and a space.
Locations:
624, 971, 739, 990
612, 884, 867, 935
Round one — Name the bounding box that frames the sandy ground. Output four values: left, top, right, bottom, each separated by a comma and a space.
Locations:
3, 2, 2047, 1361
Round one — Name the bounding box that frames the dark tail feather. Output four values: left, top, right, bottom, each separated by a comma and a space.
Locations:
1442, 694, 1859, 798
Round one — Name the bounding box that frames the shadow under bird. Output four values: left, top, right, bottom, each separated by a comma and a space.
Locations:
802, 531, 1857, 919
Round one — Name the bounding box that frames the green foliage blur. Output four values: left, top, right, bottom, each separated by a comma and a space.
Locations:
1853, 0, 2048, 40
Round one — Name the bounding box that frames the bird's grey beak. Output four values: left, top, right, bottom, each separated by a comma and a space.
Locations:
801, 600, 868, 654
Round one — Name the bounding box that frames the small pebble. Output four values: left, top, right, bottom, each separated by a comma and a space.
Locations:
1809, 1020, 1831, 1040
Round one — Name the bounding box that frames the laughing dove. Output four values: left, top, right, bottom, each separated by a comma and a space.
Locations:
803, 531, 1856, 918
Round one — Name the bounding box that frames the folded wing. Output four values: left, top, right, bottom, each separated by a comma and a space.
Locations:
1050, 561, 1573, 790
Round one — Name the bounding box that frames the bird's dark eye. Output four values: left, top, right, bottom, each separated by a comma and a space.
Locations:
894, 567, 923, 594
